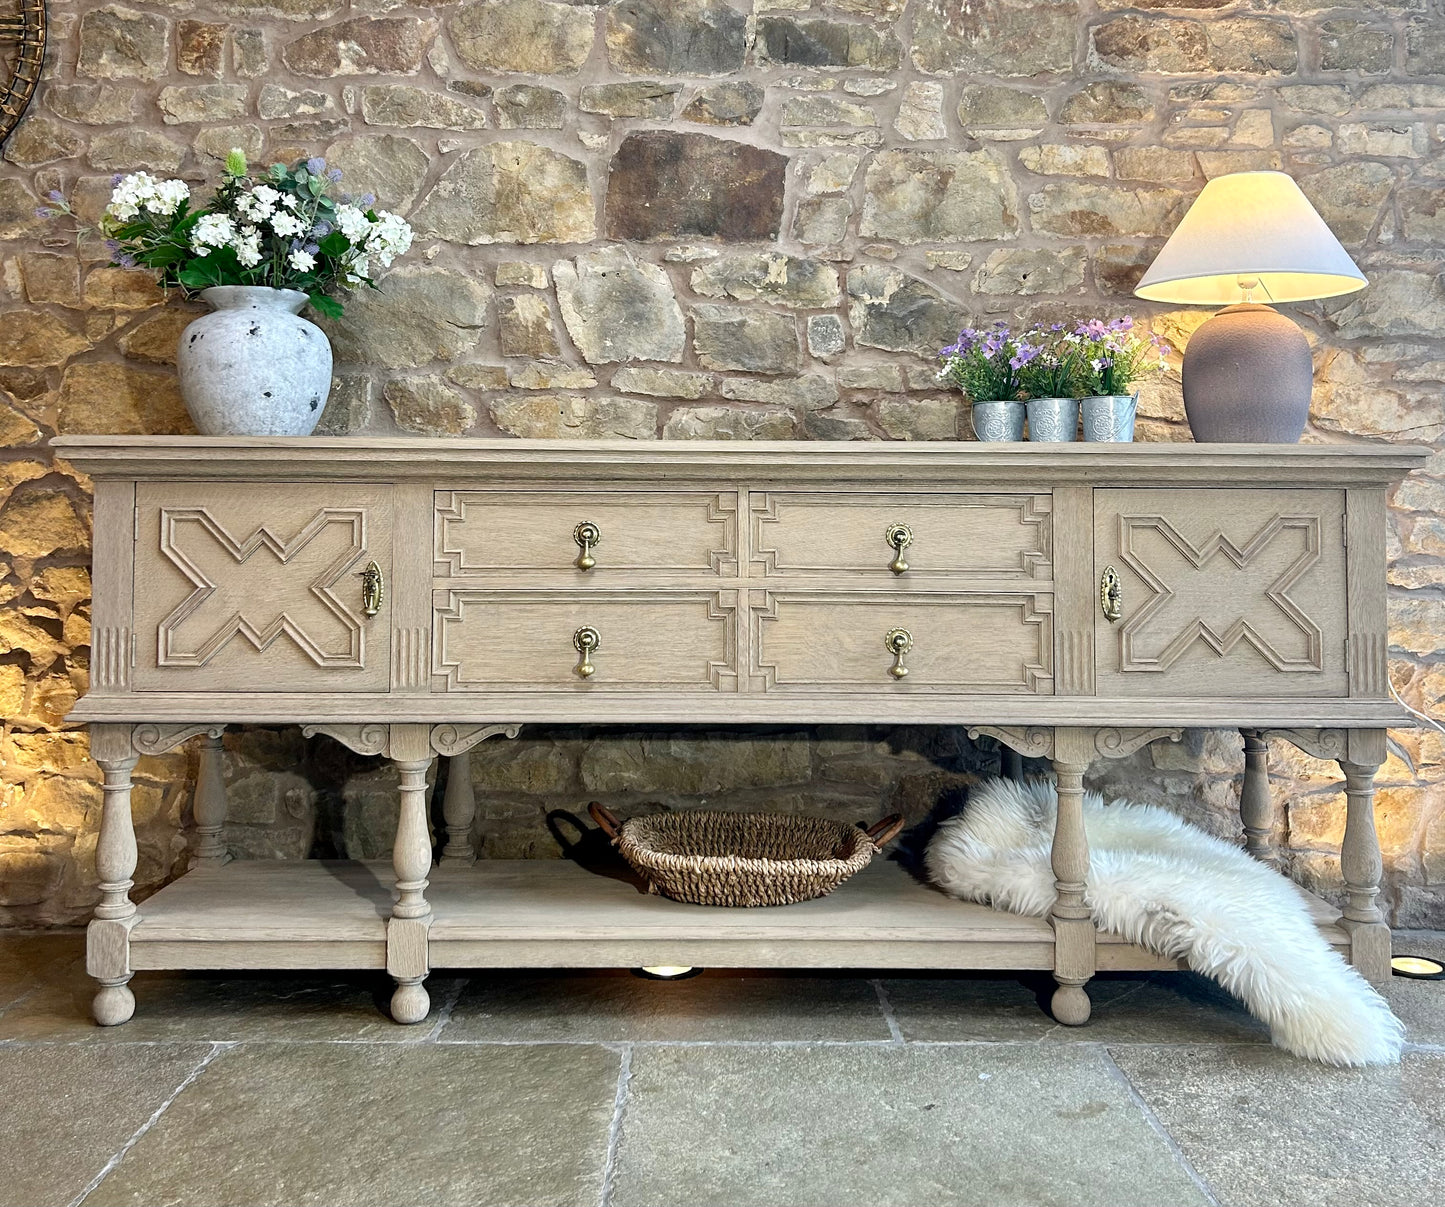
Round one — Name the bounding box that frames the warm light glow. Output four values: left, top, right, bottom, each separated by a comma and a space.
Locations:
639, 965, 696, 979
1391, 955, 1445, 979
1135, 171, 1367, 306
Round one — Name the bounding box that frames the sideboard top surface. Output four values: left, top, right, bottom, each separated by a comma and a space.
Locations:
53, 436, 1431, 486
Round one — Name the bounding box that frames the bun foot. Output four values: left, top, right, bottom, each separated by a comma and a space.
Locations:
93, 981, 135, 1026
1051, 983, 1091, 1026
390, 978, 430, 1025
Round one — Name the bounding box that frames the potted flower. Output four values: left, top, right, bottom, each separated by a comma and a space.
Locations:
937, 322, 1038, 442
1018, 324, 1086, 443
52, 150, 413, 436
1069, 317, 1171, 442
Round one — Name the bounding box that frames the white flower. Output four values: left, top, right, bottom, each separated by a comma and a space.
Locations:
343, 253, 371, 287
335, 204, 371, 243
268, 210, 304, 238
288, 249, 316, 273
190, 213, 236, 256
366, 210, 413, 268
148, 178, 190, 216
280, 194, 299, 210
251, 185, 280, 210
233, 226, 263, 269
105, 172, 166, 222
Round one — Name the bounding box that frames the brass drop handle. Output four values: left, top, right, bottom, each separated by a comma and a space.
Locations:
574, 521, 601, 571
359, 559, 384, 618
885, 523, 913, 575
1100, 565, 1123, 623
884, 627, 913, 679
573, 626, 601, 678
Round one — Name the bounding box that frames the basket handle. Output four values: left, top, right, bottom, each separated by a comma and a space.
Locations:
587, 801, 623, 840
864, 813, 905, 847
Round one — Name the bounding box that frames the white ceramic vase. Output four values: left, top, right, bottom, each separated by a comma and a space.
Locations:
176, 286, 332, 436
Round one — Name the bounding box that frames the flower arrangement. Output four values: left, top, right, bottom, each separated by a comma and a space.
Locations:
44, 150, 413, 319
936, 322, 1041, 402
938, 317, 1170, 401
1069, 317, 1170, 398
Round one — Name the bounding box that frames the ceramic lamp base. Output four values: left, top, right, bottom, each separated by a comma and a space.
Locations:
1181, 303, 1313, 443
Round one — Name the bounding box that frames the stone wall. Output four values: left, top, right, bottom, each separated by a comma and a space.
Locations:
2, 0, 1444, 928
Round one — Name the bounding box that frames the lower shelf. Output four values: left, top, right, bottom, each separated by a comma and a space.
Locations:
128, 857, 1351, 975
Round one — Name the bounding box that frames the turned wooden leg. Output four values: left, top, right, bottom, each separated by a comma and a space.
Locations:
439, 751, 476, 866
1338, 729, 1390, 984
387, 725, 436, 1024
1049, 731, 1096, 1026
190, 732, 231, 868
1239, 729, 1281, 869
87, 725, 140, 1026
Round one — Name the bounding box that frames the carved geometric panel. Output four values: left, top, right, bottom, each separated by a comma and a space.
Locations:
134, 484, 393, 693
435, 489, 739, 578
750, 492, 1053, 580
1095, 489, 1348, 699
749, 590, 1053, 694
433, 588, 739, 692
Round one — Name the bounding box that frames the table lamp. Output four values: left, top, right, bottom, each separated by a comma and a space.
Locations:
1135, 170, 1366, 443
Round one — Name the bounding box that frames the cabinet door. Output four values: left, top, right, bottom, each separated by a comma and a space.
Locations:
1094, 489, 1347, 698
134, 483, 393, 692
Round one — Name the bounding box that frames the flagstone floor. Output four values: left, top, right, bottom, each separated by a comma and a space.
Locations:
1, 930, 1442, 1207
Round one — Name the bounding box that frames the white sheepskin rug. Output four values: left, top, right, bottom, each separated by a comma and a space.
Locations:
925, 776, 1405, 1066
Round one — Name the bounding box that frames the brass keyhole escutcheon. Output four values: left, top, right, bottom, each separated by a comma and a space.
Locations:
574, 521, 601, 571
358, 559, 384, 618
885, 523, 913, 575
1100, 565, 1123, 623
573, 626, 601, 678
884, 627, 913, 679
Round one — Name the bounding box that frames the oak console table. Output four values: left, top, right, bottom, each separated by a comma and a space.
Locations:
56, 436, 1427, 1028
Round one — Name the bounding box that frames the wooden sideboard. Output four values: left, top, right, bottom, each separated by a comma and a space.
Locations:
55, 436, 1428, 1028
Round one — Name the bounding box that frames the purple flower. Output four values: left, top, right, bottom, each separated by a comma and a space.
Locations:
328, 168, 343, 183
358, 193, 376, 208
311, 219, 333, 238
303, 241, 320, 256
46, 190, 64, 204
117, 253, 137, 269
105, 238, 122, 253
306, 157, 326, 175
111, 174, 124, 186
1009, 344, 1041, 371
34, 207, 54, 219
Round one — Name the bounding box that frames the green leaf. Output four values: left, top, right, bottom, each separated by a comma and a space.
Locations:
177, 265, 214, 289
318, 232, 350, 257
307, 293, 344, 320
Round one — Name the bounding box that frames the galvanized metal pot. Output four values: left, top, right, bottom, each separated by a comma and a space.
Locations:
970, 399, 1026, 442
1026, 397, 1079, 442
1081, 393, 1138, 442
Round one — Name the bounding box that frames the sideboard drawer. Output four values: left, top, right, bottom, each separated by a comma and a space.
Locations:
750, 592, 1053, 693
433, 590, 739, 691
435, 490, 739, 579
1094, 488, 1348, 697
134, 483, 393, 692
749, 492, 1052, 581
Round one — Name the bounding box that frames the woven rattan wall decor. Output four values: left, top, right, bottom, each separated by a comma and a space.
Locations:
0, 0, 44, 145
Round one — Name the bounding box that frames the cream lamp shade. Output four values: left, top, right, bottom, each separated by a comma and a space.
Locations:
1135, 171, 1367, 306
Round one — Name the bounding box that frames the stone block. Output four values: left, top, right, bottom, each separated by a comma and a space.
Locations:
384, 376, 477, 436
451, 0, 594, 74
847, 266, 971, 356
911, 0, 1075, 76
691, 252, 841, 307
605, 132, 787, 242
681, 82, 764, 126
283, 16, 433, 77
497, 295, 561, 359
491, 394, 659, 440
692, 305, 800, 374
494, 85, 567, 130
45, 83, 137, 125
1060, 81, 1154, 124
1019, 144, 1111, 177
806, 314, 846, 359
973, 246, 1087, 295
719, 374, 838, 410
323, 265, 489, 370
793, 198, 852, 245
611, 367, 713, 399
177, 20, 226, 76
3, 118, 83, 169
607, 0, 748, 75
78, 6, 170, 81
861, 148, 1018, 243
360, 85, 488, 130
754, 16, 901, 70
874, 396, 960, 440
581, 82, 680, 119
554, 246, 686, 365
1028, 181, 1188, 237
663, 405, 798, 440
1320, 20, 1393, 73
413, 142, 596, 245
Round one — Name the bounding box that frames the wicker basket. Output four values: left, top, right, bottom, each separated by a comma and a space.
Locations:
587, 803, 905, 907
